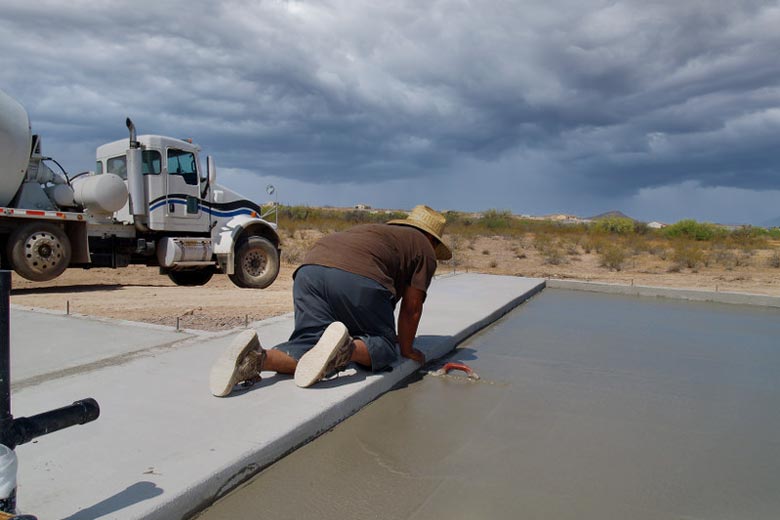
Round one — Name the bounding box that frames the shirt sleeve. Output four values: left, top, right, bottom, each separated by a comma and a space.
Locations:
409, 251, 437, 295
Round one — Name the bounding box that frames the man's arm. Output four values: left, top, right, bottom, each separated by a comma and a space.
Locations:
398, 285, 426, 364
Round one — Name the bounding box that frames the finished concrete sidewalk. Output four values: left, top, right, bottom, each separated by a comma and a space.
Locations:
11, 273, 543, 520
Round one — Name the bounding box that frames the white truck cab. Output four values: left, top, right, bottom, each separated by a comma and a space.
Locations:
0, 88, 280, 288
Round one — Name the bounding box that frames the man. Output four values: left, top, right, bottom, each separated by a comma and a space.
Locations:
210, 205, 451, 396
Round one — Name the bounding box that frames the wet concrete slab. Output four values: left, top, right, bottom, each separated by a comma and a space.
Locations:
198, 288, 780, 520
9, 273, 543, 519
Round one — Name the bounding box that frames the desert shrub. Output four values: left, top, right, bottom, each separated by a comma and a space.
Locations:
711, 247, 737, 269
489, 260, 498, 268
542, 246, 566, 265
664, 219, 721, 241
599, 245, 627, 271
591, 216, 635, 235
481, 209, 514, 230
533, 234, 552, 251
768, 228, 780, 239
727, 226, 768, 250
769, 251, 780, 268
564, 240, 580, 255
482, 249, 490, 255
624, 235, 649, 255
671, 241, 706, 268
582, 236, 609, 254
734, 253, 752, 267
633, 221, 650, 235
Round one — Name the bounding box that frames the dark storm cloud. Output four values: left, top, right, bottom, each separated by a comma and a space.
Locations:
1, 0, 778, 216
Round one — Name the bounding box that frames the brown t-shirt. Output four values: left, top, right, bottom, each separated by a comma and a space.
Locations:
300, 223, 437, 302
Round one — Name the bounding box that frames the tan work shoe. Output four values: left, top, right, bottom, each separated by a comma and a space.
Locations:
210, 329, 267, 397
294, 322, 354, 388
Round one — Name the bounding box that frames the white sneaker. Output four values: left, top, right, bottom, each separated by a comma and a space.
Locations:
294, 322, 354, 388
209, 329, 266, 397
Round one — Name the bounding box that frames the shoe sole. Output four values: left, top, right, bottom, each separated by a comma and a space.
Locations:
209, 329, 260, 397
294, 322, 350, 388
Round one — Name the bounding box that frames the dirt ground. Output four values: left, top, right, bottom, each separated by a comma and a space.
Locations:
9, 233, 780, 331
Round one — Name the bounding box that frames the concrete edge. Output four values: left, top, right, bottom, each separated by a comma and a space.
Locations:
9, 303, 219, 337
171, 279, 547, 520
547, 279, 780, 308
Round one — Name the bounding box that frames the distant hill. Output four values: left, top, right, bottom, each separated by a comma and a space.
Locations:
760, 216, 780, 228
588, 210, 635, 221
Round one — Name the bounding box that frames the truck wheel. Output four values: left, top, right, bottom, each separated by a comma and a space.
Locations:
8, 222, 72, 282
228, 236, 280, 289
167, 268, 215, 286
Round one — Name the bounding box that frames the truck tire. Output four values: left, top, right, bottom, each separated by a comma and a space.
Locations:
228, 236, 280, 289
167, 268, 215, 286
7, 222, 72, 282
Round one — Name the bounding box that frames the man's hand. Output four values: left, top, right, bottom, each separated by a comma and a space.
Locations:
402, 347, 426, 364
398, 285, 426, 364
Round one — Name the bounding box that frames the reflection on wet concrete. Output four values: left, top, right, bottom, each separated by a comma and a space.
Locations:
199, 289, 780, 520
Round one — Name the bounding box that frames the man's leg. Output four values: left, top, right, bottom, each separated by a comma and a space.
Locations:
350, 339, 372, 367
264, 349, 298, 374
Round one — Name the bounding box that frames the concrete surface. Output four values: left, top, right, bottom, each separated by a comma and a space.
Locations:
199, 288, 780, 520
9, 273, 544, 520
9, 308, 205, 390
548, 278, 780, 308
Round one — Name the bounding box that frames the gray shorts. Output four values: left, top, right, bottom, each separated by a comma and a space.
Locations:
272, 265, 399, 371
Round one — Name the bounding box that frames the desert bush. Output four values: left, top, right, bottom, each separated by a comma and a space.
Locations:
734, 253, 752, 267
599, 245, 627, 271
624, 235, 649, 255
727, 226, 768, 250
671, 241, 706, 269
582, 236, 609, 254
633, 221, 650, 235
591, 216, 635, 235
481, 209, 514, 230
482, 249, 490, 255
564, 240, 580, 255
533, 234, 552, 251
664, 219, 721, 241
542, 246, 566, 265
711, 247, 737, 269
489, 260, 498, 268
769, 251, 780, 268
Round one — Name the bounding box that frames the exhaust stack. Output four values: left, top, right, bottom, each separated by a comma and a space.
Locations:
125, 118, 146, 216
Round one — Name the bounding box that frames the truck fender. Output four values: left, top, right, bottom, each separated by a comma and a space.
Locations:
213, 215, 280, 274
65, 221, 91, 264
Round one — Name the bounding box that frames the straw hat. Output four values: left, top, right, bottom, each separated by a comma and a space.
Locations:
387, 205, 452, 260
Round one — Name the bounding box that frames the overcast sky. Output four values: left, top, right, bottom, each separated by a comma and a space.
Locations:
2, 0, 779, 224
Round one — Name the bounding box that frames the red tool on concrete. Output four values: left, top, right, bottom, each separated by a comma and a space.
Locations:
429, 362, 480, 380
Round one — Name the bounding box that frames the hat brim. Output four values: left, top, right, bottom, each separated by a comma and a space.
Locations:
387, 220, 453, 261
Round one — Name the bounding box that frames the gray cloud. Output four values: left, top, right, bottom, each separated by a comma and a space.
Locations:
1, 0, 778, 222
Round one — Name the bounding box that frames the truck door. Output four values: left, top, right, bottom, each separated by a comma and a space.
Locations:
164, 148, 207, 231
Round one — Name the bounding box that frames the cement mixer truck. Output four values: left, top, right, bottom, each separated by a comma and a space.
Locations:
0, 89, 280, 288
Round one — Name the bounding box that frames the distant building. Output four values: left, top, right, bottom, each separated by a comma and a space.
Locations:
647, 221, 667, 229
354, 204, 372, 210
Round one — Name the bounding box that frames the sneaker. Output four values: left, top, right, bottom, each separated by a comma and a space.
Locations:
294, 322, 354, 388
209, 329, 267, 397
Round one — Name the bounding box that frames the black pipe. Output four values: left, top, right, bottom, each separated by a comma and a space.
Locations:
0, 399, 100, 450
0, 271, 11, 432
